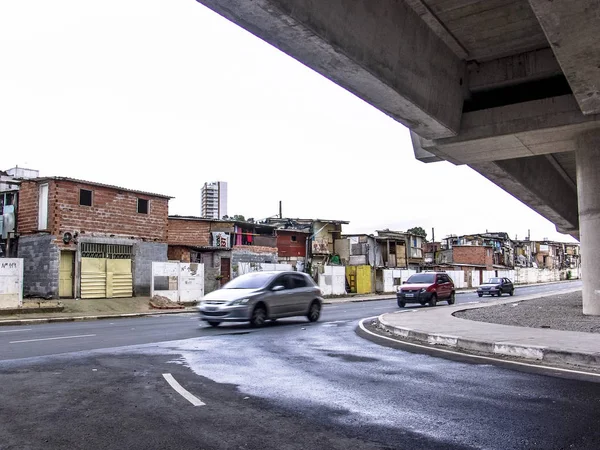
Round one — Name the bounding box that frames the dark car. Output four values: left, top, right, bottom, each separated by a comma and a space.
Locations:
397, 272, 455, 308
477, 277, 514, 297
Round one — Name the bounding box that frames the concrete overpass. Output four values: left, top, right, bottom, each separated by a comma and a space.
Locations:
195, 0, 600, 315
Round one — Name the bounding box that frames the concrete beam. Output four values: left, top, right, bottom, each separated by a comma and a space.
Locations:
471, 156, 579, 236
467, 48, 562, 93
419, 95, 600, 165
196, 0, 465, 139
529, 0, 600, 115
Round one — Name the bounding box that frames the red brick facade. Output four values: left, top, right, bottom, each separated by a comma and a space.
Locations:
276, 230, 307, 257
18, 179, 169, 242
452, 245, 494, 269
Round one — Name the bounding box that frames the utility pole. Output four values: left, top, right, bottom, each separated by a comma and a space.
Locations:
279, 201, 282, 219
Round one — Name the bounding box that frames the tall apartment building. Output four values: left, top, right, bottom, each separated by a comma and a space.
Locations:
201, 181, 227, 219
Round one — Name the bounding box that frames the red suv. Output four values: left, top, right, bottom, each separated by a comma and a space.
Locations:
397, 272, 455, 308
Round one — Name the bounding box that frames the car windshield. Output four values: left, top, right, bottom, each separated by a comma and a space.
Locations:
406, 274, 436, 284
486, 278, 502, 284
222, 272, 274, 289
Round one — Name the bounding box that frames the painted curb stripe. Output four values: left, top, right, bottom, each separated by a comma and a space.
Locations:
358, 318, 600, 379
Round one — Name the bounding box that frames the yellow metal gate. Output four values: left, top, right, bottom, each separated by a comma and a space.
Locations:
81, 257, 107, 299
345, 265, 372, 294
80, 244, 133, 299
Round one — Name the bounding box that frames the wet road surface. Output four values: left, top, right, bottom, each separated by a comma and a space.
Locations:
2, 281, 597, 450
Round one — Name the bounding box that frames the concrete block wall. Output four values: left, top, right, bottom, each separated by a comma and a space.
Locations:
17, 235, 60, 298
133, 242, 168, 296
232, 246, 277, 267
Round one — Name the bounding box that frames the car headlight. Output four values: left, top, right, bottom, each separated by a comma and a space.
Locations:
231, 298, 251, 305
419, 288, 426, 293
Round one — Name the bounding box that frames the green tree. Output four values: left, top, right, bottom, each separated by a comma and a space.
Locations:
232, 214, 245, 221
407, 226, 427, 240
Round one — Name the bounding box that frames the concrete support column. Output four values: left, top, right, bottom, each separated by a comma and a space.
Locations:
576, 130, 600, 315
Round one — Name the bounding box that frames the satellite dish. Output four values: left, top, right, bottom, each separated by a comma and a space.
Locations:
63, 232, 73, 244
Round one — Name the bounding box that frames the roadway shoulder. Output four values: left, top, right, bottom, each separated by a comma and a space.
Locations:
365, 287, 600, 372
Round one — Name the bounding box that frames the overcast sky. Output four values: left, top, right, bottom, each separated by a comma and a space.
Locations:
0, 0, 577, 243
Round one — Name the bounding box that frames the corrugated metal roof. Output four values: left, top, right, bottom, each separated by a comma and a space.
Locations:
29, 176, 174, 199
169, 215, 232, 223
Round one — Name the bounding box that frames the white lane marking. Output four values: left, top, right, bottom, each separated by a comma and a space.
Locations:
0, 328, 32, 333
358, 318, 600, 379
9, 334, 96, 344
162, 373, 205, 406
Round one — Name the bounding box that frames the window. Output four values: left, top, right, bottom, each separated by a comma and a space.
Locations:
291, 235, 297, 242
38, 183, 48, 230
79, 189, 92, 206
137, 198, 149, 214
290, 274, 308, 289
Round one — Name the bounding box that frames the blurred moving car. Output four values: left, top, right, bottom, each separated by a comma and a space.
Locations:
197, 271, 323, 327
396, 272, 455, 308
477, 277, 514, 297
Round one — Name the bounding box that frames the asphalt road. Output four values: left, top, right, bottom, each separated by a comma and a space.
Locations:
2, 280, 598, 450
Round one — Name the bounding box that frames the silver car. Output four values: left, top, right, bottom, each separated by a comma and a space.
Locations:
198, 271, 323, 327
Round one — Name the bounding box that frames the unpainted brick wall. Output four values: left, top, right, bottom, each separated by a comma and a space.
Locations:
168, 219, 212, 246
452, 246, 493, 269
18, 179, 169, 241
167, 246, 191, 263
17, 235, 60, 298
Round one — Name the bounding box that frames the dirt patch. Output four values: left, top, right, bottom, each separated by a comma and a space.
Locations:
455, 291, 600, 333
149, 295, 184, 310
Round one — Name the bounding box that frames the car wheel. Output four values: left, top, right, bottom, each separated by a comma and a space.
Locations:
207, 321, 221, 327
398, 300, 406, 308
477, 293, 483, 298
250, 305, 267, 327
429, 294, 437, 307
307, 301, 321, 322
509, 289, 514, 296
448, 292, 456, 305
497, 291, 502, 297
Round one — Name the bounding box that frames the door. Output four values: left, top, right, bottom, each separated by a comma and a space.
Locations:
220, 258, 231, 286
106, 259, 133, 298
81, 258, 133, 299
266, 274, 295, 317
436, 274, 450, 299
59, 251, 74, 298
81, 257, 107, 299
288, 273, 313, 314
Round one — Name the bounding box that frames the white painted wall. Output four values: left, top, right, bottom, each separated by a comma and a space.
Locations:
0, 258, 23, 309
237, 262, 293, 276
151, 261, 204, 302
318, 266, 346, 296
382, 269, 417, 292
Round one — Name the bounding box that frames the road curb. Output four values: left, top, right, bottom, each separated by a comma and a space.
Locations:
0, 308, 197, 327
375, 303, 600, 371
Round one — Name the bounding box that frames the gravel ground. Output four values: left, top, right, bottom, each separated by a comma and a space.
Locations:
455, 290, 600, 333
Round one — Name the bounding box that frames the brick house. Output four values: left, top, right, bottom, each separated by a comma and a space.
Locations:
167, 216, 234, 294
16, 177, 171, 299
273, 229, 308, 271
167, 216, 278, 294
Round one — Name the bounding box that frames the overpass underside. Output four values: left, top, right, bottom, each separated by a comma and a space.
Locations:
196, 0, 600, 314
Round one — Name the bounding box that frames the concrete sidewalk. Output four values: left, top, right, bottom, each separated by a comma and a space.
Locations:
374, 286, 600, 371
